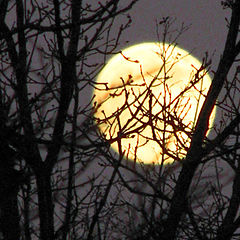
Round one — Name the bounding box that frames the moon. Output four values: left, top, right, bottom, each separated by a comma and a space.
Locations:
93, 42, 215, 165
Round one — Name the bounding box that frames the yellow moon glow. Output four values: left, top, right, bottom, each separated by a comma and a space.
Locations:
93, 42, 215, 165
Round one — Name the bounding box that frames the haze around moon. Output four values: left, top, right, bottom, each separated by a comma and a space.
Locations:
93, 42, 215, 165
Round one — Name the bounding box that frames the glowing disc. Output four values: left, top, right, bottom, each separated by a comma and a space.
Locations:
93, 42, 215, 165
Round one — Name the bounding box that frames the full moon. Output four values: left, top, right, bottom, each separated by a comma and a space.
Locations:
93, 42, 215, 165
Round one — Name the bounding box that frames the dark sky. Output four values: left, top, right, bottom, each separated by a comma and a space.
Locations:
120, 1, 228, 70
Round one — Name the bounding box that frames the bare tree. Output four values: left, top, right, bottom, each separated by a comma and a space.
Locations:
0, 1, 138, 239
93, 1, 240, 240
161, 1, 240, 239
1, 0, 240, 240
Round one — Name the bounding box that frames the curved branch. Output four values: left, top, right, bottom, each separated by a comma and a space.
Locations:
161, 1, 240, 239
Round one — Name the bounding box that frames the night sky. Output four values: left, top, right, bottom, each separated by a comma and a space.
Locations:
119, 1, 228, 70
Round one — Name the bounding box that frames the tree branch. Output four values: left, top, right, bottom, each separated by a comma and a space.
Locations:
161, 1, 240, 238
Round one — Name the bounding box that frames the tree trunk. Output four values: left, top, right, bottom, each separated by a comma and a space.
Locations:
0, 130, 21, 240
36, 168, 54, 240
0, 167, 21, 240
